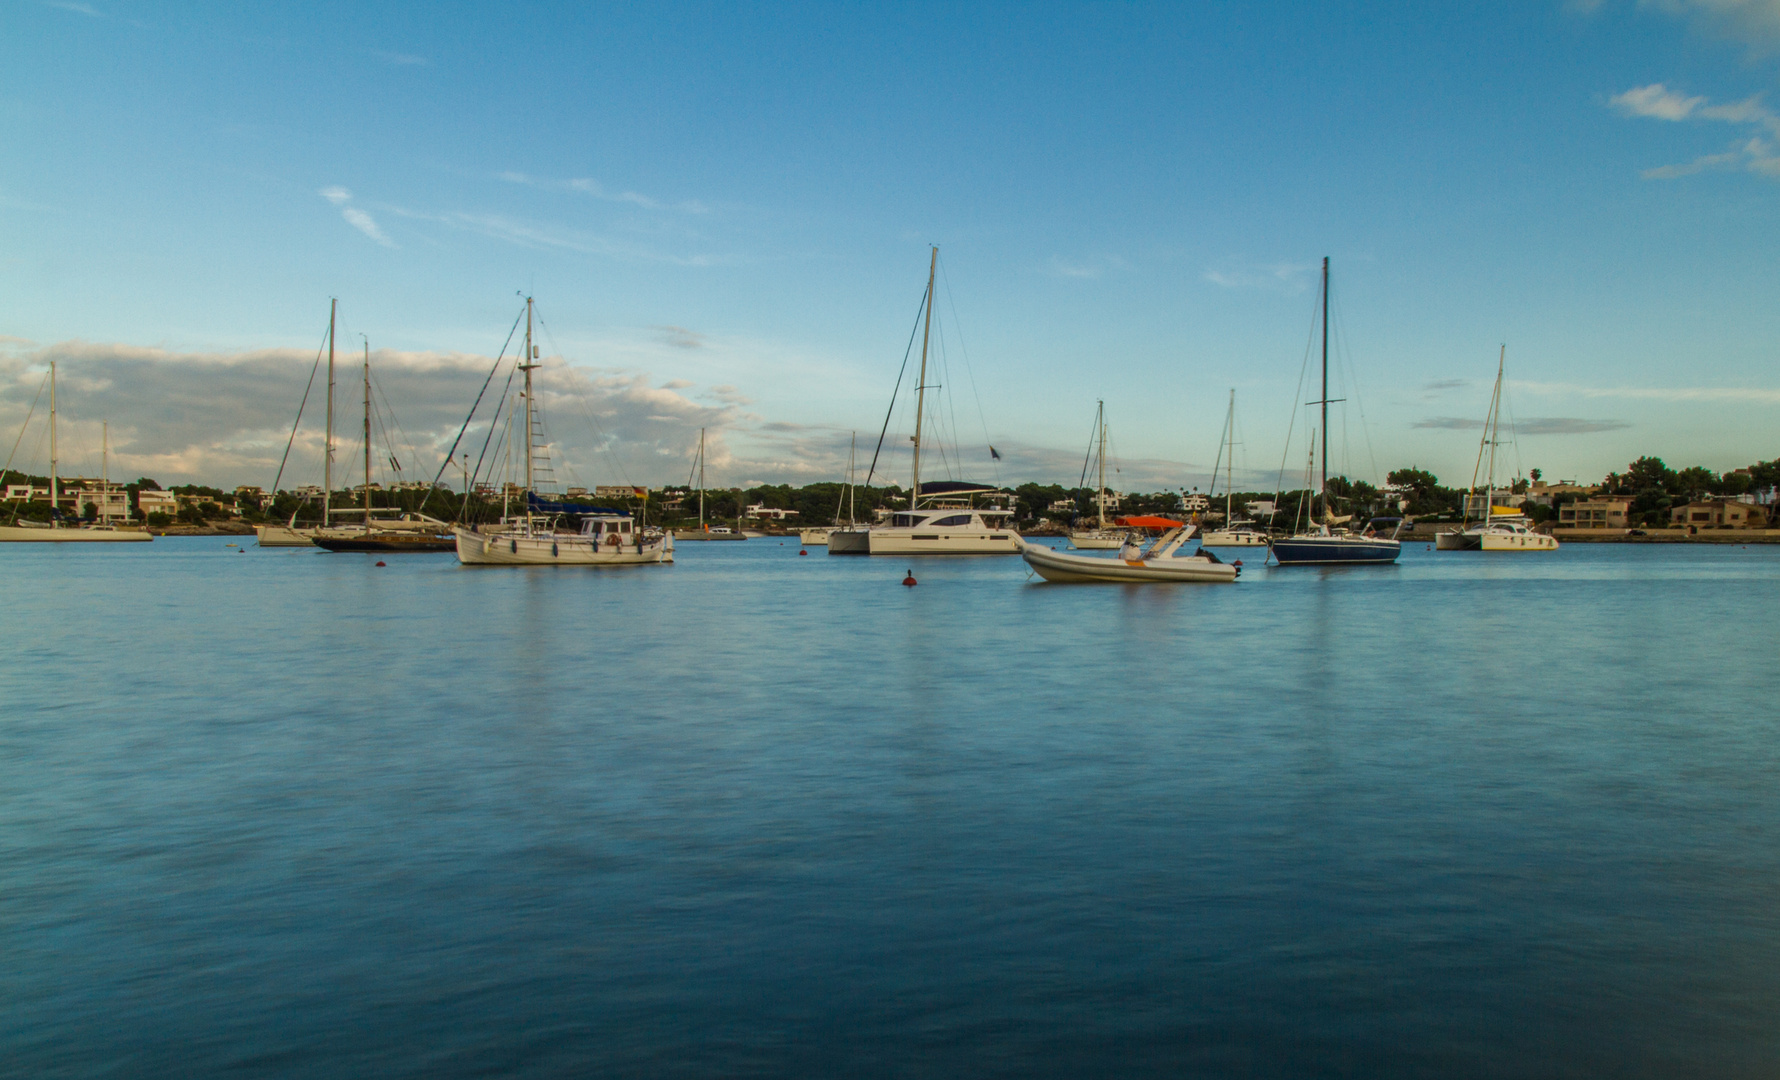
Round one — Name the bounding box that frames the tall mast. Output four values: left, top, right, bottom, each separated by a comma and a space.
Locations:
1485, 345, 1505, 512
362, 337, 372, 522
1320, 256, 1329, 517
48, 360, 57, 524
1096, 400, 1107, 530
324, 299, 335, 522
102, 420, 108, 522
910, 245, 937, 511
697, 428, 706, 529
848, 431, 856, 524
521, 297, 538, 495
1225, 390, 1235, 523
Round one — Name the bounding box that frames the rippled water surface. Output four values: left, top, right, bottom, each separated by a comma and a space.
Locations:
4, 537, 1779, 1077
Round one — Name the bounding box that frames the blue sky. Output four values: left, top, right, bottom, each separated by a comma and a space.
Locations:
2, 0, 1778, 491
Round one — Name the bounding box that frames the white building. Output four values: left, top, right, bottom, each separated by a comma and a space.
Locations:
746, 503, 799, 520
137, 490, 178, 516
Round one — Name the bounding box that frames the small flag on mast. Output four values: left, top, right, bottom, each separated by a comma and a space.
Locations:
989, 446, 1002, 460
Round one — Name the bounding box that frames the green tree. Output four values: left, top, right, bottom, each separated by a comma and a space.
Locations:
1673, 466, 1717, 501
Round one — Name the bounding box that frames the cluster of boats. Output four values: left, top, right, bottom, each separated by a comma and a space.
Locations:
5, 254, 1557, 575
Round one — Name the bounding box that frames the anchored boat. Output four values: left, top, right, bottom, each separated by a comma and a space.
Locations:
1015, 528, 1237, 583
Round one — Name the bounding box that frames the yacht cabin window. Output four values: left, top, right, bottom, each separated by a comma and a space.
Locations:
931, 514, 974, 527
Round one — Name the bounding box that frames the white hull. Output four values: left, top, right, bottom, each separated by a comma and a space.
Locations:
1068, 530, 1124, 549
1199, 529, 1269, 548
1481, 531, 1558, 551
827, 528, 870, 554
0, 524, 152, 543
455, 527, 672, 566
671, 529, 745, 541
1438, 521, 1558, 552
866, 527, 1019, 555
1015, 537, 1236, 583
798, 527, 833, 545
256, 525, 317, 547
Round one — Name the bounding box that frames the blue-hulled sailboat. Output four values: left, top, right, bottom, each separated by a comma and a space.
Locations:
1268, 257, 1400, 567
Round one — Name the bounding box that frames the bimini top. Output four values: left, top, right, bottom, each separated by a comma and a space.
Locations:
1117, 515, 1185, 529
917, 480, 1001, 498
527, 493, 630, 517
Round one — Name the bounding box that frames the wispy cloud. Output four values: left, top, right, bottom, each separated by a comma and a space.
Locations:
43, 1, 100, 16
385, 206, 719, 265
318, 187, 395, 247
1609, 82, 1780, 178
498, 171, 709, 213
1414, 415, 1630, 434
1202, 261, 1318, 292
656, 325, 706, 349
1640, 0, 1780, 48
1046, 255, 1126, 280
1513, 379, 1780, 403
1420, 378, 1469, 397
661, 378, 695, 390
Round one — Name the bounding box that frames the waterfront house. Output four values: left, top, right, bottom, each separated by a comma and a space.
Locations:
1526, 480, 1597, 507
1558, 496, 1633, 529
137, 490, 177, 517
1669, 499, 1769, 529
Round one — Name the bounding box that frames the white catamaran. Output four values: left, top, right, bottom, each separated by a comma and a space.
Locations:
0, 360, 151, 543
1199, 389, 1268, 548
843, 246, 1018, 556
800, 432, 860, 546
453, 297, 672, 567
1068, 401, 1126, 550
1436, 346, 1557, 552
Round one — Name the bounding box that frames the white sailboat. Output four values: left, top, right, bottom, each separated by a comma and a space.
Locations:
0, 360, 151, 543
454, 297, 672, 567
673, 428, 745, 541
850, 247, 1018, 556
1436, 347, 1557, 552
1199, 389, 1268, 548
800, 432, 859, 546
1068, 401, 1126, 549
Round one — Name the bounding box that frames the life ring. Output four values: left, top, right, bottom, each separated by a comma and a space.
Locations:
606, 533, 621, 547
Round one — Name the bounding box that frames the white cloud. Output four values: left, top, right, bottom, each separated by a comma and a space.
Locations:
1610, 82, 1780, 178
1202, 261, 1318, 292
340, 207, 394, 247
319, 186, 352, 206
1512, 379, 1780, 403
1641, 0, 1780, 47
499, 170, 709, 214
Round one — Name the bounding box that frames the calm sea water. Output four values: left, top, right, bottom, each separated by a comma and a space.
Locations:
3, 537, 1778, 1077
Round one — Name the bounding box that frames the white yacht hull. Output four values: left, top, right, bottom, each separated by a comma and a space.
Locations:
1068, 530, 1124, 549
1016, 538, 1237, 583
455, 528, 673, 566
865, 527, 1019, 555
1199, 529, 1269, 548
1438, 524, 1558, 551
1481, 532, 1558, 551
256, 525, 317, 547
798, 527, 832, 545
0, 524, 152, 542
827, 528, 870, 554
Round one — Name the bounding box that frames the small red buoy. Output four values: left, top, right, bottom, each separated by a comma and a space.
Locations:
375, 561, 386, 567
1233, 559, 1242, 568
799, 549, 808, 555
902, 570, 917, 587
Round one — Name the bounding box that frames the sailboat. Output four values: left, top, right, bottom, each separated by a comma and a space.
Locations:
453, 297, 672, 566
313, 337, 454, 553
1068, 401, 1126, 549
673, 428, 745, 541
1199, 390, 1268, 548
1268, 257, 1400, 566
1436, 347, 1557, 552
800, 432, 859, 546
852, 246, 1018, 556
0, 360, 151, 543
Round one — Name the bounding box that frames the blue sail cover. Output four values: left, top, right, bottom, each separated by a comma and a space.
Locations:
526, 493, 628, 516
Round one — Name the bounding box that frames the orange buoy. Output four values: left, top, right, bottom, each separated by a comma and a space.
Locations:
799, 549, 807, 556
902, 570, 917, 587
1232, 559, 1242, 568
375, 561, 386, 567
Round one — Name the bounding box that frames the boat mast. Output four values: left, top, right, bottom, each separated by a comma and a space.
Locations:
102, 421, 108, 523
1225, 390, 1235, 524
910, 246, 937, 512
48, 360, 57, 525
848, 432, 857, 525
521, 298, 537, 494
1320, 256, 1329, 519
324, 299, 335, 523
697, 427, 706, 529
362, 337, 372, 524
1485, 345, 1504, 517
1096, 400, 1107, 530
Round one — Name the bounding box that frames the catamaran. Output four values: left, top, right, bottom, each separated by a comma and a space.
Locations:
1199, 390, 1268, 548
800, 432, 860, 546
453, 297, 672, 567
1436, 347, 1558, 552
1068, 401, 1126, 550
0, 360, 151, 543
674, 428, 744, 541
843, 247, 1018, 556
1268, 257, 1401, 566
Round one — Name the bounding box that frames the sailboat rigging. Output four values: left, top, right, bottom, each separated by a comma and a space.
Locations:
0, 360, 152, 542
1435, 347, 1557, 552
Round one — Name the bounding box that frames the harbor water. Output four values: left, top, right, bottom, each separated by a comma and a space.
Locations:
3, 538, 1778, 1077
